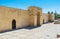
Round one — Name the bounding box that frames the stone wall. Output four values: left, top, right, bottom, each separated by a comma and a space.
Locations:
0, 6, 29, 32
0, 6, 54, 32
43, 13, 48, 23
48, 14, 55, 22
28, 6, 42, 26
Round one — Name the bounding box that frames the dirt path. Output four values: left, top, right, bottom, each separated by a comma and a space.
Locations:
0, 23, 60, 39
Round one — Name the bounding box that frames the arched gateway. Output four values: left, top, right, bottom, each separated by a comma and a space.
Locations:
12, 19, 16, 30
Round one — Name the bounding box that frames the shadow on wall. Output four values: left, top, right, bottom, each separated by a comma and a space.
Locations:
43, 19, 48, 24
43, 19, 44, 24
21, 25, 41, 29
48, 20, 54, 23
0, 19, 54, 33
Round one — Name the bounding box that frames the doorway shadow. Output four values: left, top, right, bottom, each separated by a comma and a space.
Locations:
0, 25, 41, 33
12, 19, 16, 30
21, 26, 41, 30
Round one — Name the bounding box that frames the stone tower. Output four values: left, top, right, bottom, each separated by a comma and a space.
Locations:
28, 6, 43, 26
48, 12, 55, 22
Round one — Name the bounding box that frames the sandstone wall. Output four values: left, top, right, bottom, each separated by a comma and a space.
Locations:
0, 6, 55, 32
51, 14, 55, 21
43, 13, 48, 23
28, 6, 43, 26
48, 14, 55, 22
28, 7, 37, 26
0, 6, 29, 32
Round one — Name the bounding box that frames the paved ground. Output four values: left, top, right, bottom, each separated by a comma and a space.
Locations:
0, 23, 60, 39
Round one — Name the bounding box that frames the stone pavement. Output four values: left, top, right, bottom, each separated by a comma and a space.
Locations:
0, 23, 60, 39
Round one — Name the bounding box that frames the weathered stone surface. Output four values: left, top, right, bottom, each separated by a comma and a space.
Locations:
0, 6, 54, 32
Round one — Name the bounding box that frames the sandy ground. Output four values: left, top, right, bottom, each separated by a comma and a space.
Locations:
0, 23, 60, 39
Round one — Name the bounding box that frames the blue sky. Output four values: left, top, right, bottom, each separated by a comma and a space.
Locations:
0, 0, 60, 13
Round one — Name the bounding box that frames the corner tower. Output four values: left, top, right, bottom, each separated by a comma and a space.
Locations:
48, 12, 55, 22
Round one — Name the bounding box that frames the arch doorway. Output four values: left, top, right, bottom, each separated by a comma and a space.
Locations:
43, 19, 44, 24
37, 12, 40, 26
12, 19, 16, 30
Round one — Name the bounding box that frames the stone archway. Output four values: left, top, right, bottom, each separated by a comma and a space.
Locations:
12, 19, 16, 30
37, 12, 40, 26
43, 19, 44, 24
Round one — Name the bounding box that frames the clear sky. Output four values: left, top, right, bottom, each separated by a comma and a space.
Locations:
0, 0, 60, 13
